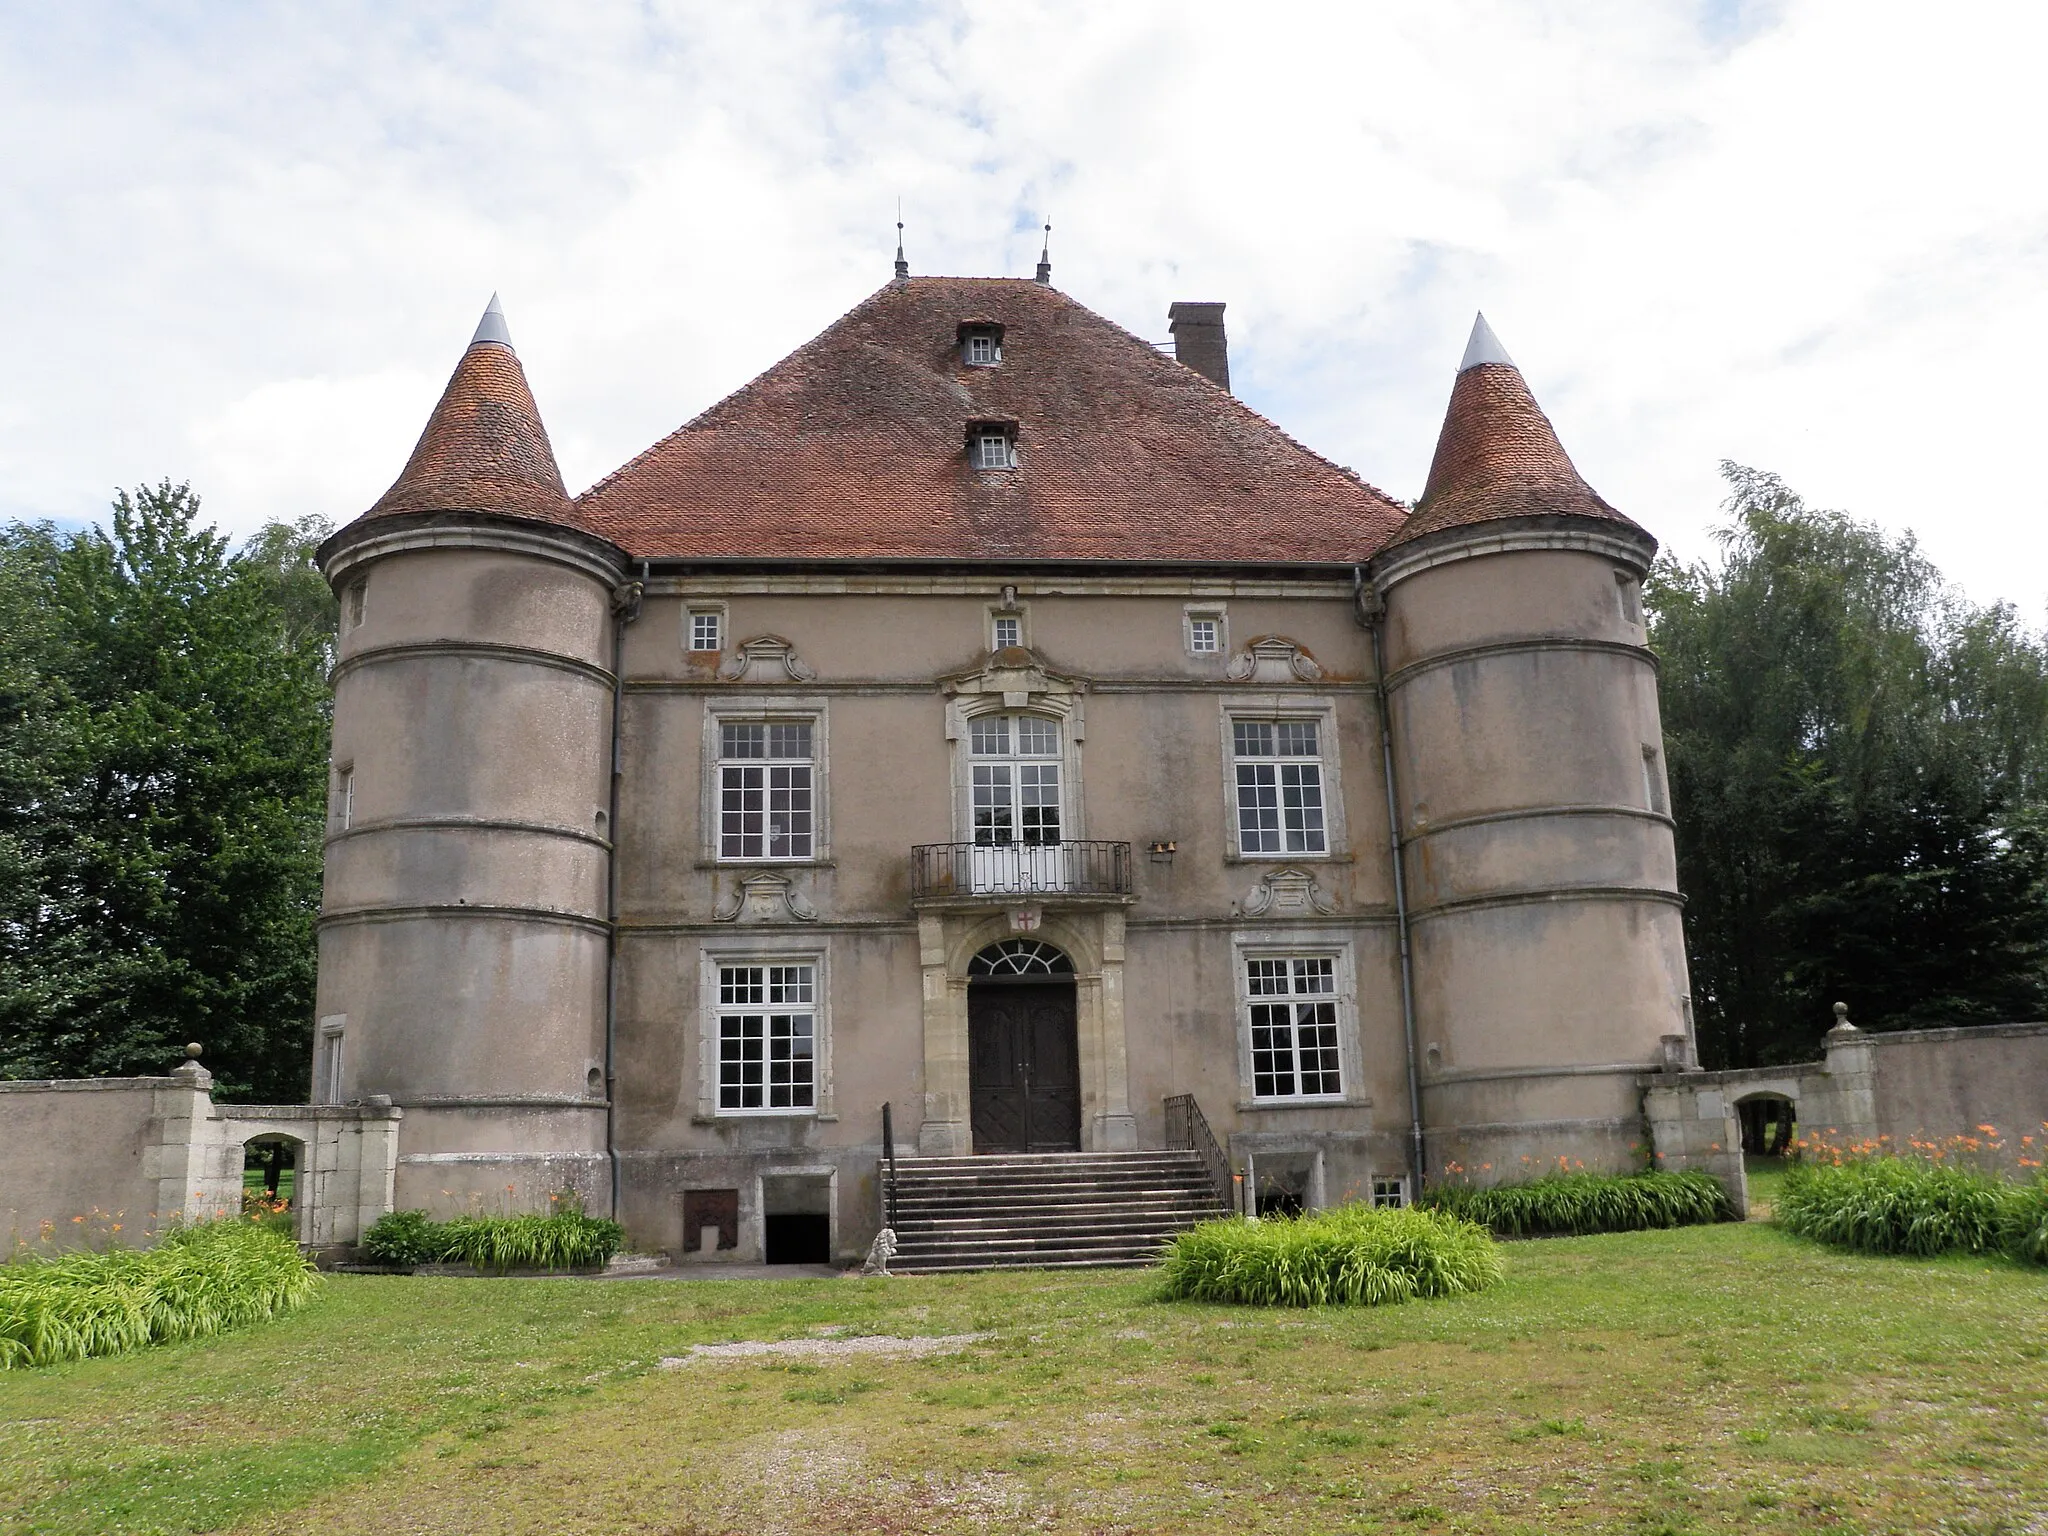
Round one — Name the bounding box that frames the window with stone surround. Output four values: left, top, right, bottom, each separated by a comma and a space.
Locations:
1243, 955, 1345, 1101
970, 713, 1062, 846
1231, 718, 1327, 855
715, 962, 817, 1113
719, 721, 815, 860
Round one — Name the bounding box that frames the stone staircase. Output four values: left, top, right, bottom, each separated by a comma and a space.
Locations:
885, 1150, 1228, 1273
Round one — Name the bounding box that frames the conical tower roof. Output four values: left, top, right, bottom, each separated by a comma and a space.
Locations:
359, 295, 577, 527
1387, 314, 1645, 552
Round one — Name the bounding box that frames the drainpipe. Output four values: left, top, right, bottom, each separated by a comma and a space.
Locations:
1356, 568, 1426, 1198
603, 561, 647, 1220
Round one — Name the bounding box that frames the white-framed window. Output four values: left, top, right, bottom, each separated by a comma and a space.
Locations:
345, 579, 367, 631
689, 607, 725, 652
1244, 955, 1345, 1100
974, 431, 1015, 470
991, 612, 1022, 650
715, 962, 817, 1113
964, 329, 1001, 366
719, 721, 815, 860
1371, 1176, 1408, 1209
970, 713, 1062, 845
1184, 605, 1226, 656
1231, 718, 1327, 855
317, 1016, 346, 1104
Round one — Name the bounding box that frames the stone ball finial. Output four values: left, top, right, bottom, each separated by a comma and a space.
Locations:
184, 1042, 204, 1060
1826, 1002, 1859, 1037
1831, 1002, 1848, 1023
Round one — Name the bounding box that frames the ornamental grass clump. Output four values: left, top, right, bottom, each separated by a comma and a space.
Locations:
1776, 1157, 2018, 1259
1159, 1204, 1503, 1308
0, 1220, 318, 1369
2003, 1177, 2048, 1266
433, 1212, 625, 1273
1419, 1169, 1736, 1238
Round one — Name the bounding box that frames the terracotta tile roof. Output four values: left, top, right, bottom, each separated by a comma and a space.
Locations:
574, 277, 1407, 565
361, 338, 583, 530
1387, 354, 1647, 552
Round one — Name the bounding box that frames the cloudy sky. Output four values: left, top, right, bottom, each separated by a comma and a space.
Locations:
4, 1, 2044, 611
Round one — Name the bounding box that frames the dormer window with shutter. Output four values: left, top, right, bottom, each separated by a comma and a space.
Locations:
957, 319, 1004, 367
966, 418, 1019, 471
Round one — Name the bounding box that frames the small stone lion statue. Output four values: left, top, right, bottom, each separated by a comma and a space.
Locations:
860, 1226, 898, 1277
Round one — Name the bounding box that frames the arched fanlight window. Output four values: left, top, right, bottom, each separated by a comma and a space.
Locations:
968, 938, 1074, 976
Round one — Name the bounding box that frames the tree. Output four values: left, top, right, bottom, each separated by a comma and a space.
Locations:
0, 486, 334, 1100
1648, 464, 2048, 1068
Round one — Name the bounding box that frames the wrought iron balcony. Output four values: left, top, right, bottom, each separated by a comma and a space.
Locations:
910, 840, 1133, 901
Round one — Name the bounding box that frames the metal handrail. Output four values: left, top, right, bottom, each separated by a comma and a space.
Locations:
910, 840, 1132, 899
1163, 1093, 1233, 1215
880, 1101, 898, 1228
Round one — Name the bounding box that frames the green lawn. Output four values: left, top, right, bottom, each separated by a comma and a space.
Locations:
2, 1222, 2044, 1535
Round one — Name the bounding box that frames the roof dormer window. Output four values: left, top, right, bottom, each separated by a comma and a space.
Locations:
966, 417, 1019, 471
957, 319, 1005, 367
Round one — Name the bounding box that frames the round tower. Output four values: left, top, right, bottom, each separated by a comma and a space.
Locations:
314, 296, 628, 1215
1370, 315, 1694, 1181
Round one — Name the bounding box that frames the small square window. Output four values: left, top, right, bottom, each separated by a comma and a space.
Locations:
1370, 1176, 1408, 1209
991, 614, 1021, 649
1188, 618, 1219, 653
690, 610, 723, 651
976, 433, 1014, 470
966, 331, 999, 365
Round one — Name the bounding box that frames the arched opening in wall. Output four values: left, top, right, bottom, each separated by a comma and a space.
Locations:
241, 1135, 303, 1233
967, 939, 1080, 1154
1734, 1094, 1797, 1158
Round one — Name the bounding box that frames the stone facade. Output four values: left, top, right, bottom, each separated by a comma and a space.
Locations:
306, 279, 1705, 1264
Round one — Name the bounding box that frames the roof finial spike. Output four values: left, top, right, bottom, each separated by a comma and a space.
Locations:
893, 201, 909, 280
1034, 221, 1052, 285
1457, 311, 1514, 373
470, 292, 514, 351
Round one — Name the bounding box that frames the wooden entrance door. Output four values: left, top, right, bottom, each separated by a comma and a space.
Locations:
968, 983, 1081, 1153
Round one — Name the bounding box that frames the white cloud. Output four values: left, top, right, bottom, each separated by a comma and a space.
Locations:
2, 0, 2044, 613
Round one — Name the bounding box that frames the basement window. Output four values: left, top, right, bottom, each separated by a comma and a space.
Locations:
1371, 1176, 1408, 1209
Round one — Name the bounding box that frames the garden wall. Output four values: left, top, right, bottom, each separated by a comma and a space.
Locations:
1642, 1015, 2048, 1205
0, 1058, 401, 1250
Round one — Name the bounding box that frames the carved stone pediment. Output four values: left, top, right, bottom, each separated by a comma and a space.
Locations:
1226, 636, 1323, 684
1242, 867, 1335, 917
713, 871, 819, 924
718, 635, 816, 684
938, 649, 1087, 713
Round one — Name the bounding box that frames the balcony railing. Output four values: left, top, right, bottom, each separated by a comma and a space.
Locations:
910, 840, 1133, 900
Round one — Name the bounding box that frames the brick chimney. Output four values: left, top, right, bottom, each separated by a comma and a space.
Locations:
1168, 301, 1229, 392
